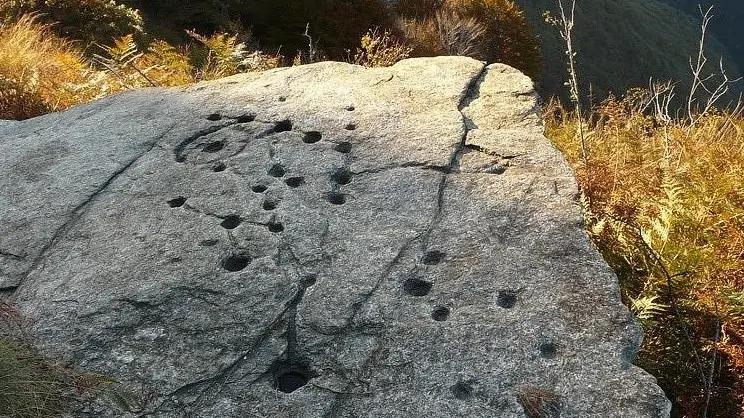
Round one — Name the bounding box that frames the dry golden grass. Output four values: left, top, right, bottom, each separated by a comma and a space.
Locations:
353, 28, 413, 67
0, 15, 110, 120
544, 94, 744, 416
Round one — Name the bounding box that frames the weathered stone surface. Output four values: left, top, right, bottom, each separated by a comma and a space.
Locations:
2, 57, 670, 417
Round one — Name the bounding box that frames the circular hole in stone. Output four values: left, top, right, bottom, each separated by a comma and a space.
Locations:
345, 105, 355, 111
275, 371, 307, 393
175, 155, 186, 163
268, 222, 284, 233
252, 184, 268, 193
199, 239, 218, 247
345, 123, 356, 131
220, 215, 242, 229
268, 164, 286, 178
272, 365, 313, 393
284, 176, 304, 188
451, 382, 473, 400
263, 200, 277, 211
212, 162, 226, 172
278, 96, 287, 102
496, 291, 517, 309
236, 114, 255, 123
403, 278, 432, 297
325, 192, 346, 205
334, 142, 352, 154
274, 120, 292, 132
422, 250, 445, 265
330, 168, 352, 185
303, 131, 322, 144
539, 342, 558, 359
167, 197, 186, 208
207, 113, 222, 121
302, 274, 317, 287
431, 306, 450, 321
203, 141, 225, 153
222, 252, 251, 272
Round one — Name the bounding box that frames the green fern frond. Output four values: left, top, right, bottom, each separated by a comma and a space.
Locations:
630, 294, 669, 321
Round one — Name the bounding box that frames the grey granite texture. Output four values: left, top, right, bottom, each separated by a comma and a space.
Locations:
1, 57, 670, 417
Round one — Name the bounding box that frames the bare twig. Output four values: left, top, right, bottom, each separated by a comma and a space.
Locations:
547, 0, 587, 161
701, 301, 721, 418
686, 6, 742, 130
302, 23, 318, 63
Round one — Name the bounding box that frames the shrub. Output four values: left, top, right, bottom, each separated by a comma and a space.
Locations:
0, 15, 109, 120
401, 10, 487, 58
544, 95, 744, 416
396, 0, 542, 80
0, 0, 143, 47
353, 28, 412, 67
96, 31, 282, 89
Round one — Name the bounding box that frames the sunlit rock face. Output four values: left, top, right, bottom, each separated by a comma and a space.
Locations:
1, 57, 670, 418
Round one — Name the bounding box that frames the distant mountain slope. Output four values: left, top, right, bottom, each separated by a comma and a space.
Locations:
514, 0, 741, 104
657, 0, 744, 74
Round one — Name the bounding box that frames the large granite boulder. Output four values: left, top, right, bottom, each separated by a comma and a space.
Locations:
0, 57, 670, 417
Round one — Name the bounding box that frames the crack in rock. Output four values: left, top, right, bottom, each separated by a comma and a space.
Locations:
321, 65, 490, 417
17, 124, 177, 288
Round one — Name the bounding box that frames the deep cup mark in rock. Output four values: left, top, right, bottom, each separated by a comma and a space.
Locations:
222, 252, 251, 272
273, 120, 292, 133
333, 142, 352, 154
284, 177, 304, 188
269, 273, 319, 394
206, 113, 222, 121
325, 192, 346, 205
167, 197, 187, 208
271, 362, 315, 393
202, 141, 225, 153
220, 215, 242, 229
278, 96, 286, 102
403, 277, 432, 296
345, 105, 355, 111
431, 306, 450, 321
496, 290, 518, 309
330, 168, 352, 185
174, 124, 233, 163
251, 184, 268, 193
344, 123, 357, 131
422, 250, 445, 265
211, 161, 226, 172
302, 131, 322, 144
268, 222, 284, 233
301, 274, 317, 287
268, 164, 286, 178
451, 381, 474, 400
236, 114, 255, 123
263, 200, 277, 211
539, 342, 558, 359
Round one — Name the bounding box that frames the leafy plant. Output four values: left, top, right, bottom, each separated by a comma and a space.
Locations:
353, 28, 412, 68
544, 90, 744, 416
0, 14, 110, 120
0, 0, 143, 47
395, 0, 542, 80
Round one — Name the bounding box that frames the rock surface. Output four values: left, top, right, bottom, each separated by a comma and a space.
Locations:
1, 57, 670, 417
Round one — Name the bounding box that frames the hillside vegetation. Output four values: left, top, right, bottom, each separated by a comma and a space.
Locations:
1, 1, 743, 417
515, 0, 742, 105
657, 0, 744, 74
